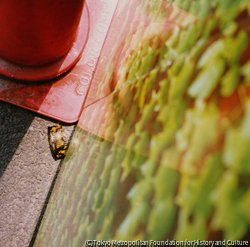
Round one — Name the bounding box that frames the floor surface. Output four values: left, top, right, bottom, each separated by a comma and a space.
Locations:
0, 101, 76, 247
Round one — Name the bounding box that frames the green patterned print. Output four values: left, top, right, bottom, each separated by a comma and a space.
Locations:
35, 0, 250, 246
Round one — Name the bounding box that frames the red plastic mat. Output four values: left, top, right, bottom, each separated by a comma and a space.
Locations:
0, 0, 118, 123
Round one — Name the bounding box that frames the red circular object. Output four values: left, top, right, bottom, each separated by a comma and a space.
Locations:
0, 0, 89, 81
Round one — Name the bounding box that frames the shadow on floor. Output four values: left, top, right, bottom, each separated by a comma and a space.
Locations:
0, 101, 35, 177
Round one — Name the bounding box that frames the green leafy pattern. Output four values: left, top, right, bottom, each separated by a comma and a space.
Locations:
35, 0, 250, 246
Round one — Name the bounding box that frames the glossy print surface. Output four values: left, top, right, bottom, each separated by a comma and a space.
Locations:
34, 0, 250, 245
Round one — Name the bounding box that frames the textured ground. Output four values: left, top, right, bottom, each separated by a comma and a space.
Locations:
0, 101, 76, 247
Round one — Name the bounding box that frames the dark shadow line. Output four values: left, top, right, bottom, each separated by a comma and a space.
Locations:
29, 124, 77, 247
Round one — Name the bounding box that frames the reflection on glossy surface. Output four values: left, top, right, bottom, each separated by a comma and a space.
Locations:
35, 0, 250, 245
84, 0, 195, 106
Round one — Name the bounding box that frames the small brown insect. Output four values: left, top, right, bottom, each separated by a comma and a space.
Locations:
48, 125, 68, 160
